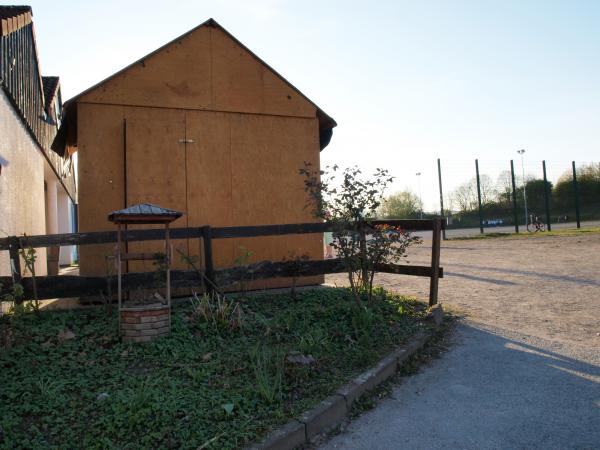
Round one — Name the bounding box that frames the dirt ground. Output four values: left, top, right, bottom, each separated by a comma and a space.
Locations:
326, 233, 600, 347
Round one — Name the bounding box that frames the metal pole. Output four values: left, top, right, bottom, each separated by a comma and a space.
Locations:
518, 150, 528, 229
572, 161, 581, 229
437, 158, 447, 240
510, 160, 519, 233
475, 159, 484, 234
542, 160, 552, 231
416, 172, 422, 219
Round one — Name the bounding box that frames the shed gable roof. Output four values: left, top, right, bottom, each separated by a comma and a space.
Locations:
67, 18, 335, 130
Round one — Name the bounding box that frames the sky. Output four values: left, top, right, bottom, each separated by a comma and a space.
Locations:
17, 0, 600, 210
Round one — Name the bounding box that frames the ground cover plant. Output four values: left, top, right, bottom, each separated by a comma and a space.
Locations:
0, 287, 431, 449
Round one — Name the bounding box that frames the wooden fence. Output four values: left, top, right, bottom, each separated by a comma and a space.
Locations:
0, 219, 444, 306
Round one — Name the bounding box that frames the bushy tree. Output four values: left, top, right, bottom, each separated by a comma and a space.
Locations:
299, 163, 420, 305
523, 179, 552, 216
553, 163, 600, 214
378, 191, 422, 219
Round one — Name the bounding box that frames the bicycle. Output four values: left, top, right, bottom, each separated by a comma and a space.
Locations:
527, 214, 546, 232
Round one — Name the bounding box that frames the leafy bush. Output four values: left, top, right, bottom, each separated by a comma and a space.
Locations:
300, 163, 421, 304
189, 292, 243, 332
351, 306, 375, 341
297, 327, 329, 355
250, 344, 284, 403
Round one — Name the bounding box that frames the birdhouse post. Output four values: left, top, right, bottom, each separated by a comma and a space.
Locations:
108, 203, 183, 343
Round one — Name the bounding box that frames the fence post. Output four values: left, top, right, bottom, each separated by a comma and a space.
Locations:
510, 160, 519, 233
201, 225, 216, 293
429, 219, 441, 306
475, 159, 484, 234
8, 236, 23, 304
542, 160, 552, 231
437, 158, 447, 240
572, 161, 581, 229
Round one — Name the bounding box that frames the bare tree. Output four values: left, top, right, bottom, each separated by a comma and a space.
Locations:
450, 175, 497, 212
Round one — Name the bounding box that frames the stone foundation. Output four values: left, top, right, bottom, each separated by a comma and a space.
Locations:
120, 303, 170, 343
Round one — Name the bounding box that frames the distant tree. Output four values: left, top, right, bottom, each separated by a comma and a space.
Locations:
450, 175, 496, 212
496, 170, 513, 207
451, 181, 477, 213
553, 163, 600, 213
580, 163, 600, 181
378, 191, 422, 219
523, 179, 552, 215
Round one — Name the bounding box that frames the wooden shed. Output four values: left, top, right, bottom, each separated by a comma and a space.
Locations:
53, 19, 336, 289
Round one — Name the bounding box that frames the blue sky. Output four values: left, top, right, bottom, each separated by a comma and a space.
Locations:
20, 0, 600, 210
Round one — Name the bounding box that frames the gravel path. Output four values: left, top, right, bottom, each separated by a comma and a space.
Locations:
322, 233, 600, 449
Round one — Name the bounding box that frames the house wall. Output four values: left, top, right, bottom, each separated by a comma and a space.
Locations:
57, 188, 74, 265
0, 88, 47, 277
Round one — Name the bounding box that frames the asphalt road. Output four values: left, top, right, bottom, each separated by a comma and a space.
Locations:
321, 323, 600, 450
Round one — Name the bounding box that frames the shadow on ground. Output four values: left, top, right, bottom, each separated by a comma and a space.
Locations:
321, 323, 600, 450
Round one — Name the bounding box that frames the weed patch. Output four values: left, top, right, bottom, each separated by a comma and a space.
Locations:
0, 287, 431, 449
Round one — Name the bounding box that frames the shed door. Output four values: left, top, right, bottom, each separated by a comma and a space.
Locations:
125, 107, 189, 271
185, 110, 233, 268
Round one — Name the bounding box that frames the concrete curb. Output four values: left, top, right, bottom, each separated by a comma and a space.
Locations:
250, 323, 438, 450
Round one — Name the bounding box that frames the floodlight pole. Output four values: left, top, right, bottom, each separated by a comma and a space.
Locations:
416, 172, 423, 219
517, 149, 528, 228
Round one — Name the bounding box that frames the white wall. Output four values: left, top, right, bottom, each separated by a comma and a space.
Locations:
0, 89, 48, 276
57, 188, 74, 265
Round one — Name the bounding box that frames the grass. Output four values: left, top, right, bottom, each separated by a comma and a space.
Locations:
448, 227, 600, 241
0, 287, 431, 449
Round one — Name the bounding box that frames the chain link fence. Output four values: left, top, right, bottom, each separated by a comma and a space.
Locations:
379, 158, 600, 238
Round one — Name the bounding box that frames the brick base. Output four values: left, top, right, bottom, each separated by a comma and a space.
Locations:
120, 304, 170, 343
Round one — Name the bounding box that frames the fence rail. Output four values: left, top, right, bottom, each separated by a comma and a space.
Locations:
0, 219, 443, 251
1, 219, 444, 306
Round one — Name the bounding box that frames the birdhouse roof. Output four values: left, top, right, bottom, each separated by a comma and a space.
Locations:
108, 203, 183, 224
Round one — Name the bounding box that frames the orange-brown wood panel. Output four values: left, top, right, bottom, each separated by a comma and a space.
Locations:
124, 106, 189, 272
77, 103, 125, 276
81, 27, 212, 111
210, 27, 316, 118
78, 25, 316, 120
185, 110, 234, 268
229, 113, 323, 288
